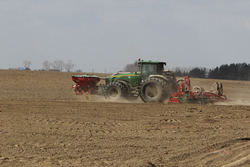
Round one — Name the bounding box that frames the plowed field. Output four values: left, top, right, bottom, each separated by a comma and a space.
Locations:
0, 70, 250, 167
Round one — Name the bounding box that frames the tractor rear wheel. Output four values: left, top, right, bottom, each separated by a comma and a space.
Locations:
105, 82, 128, 100
139, 77, 173, 103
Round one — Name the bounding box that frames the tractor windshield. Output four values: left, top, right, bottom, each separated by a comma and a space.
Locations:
141, 63, 164, 82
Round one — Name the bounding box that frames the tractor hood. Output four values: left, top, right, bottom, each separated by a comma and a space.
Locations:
111, 71, 140, 76
106, 72, 141, 87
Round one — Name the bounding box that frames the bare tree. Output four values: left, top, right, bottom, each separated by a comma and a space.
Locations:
23, 60, 31, 69
123, 61, 140, 72
42, 60, 50, 71
64, 60, 75, 72
51, 60, 64, 71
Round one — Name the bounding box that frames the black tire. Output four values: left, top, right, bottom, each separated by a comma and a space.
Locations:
105, 82, 128, 100
139, 77, 174, 103
117, 81, 139, 102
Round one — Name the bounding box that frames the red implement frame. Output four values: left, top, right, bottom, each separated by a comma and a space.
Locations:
168, 76, 228, 103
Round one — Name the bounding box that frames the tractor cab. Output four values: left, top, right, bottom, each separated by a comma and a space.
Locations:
138, 59, 166, 83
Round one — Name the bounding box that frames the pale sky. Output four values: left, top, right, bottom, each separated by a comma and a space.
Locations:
1, 0, 250, 73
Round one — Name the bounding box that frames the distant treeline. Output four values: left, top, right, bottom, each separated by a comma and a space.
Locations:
173, 67, 207, 78
173, 63, 250, 81
123, 62, 250, 81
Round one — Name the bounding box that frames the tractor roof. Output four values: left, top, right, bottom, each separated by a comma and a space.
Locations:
138, 60, 166, 65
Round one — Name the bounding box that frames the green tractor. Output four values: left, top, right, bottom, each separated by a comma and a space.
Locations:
105, 59, 177, 103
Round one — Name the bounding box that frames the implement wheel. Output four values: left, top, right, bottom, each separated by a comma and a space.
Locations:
105, 82, 128, 100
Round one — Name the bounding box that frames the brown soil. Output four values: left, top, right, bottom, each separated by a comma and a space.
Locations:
0, 70, 250, 167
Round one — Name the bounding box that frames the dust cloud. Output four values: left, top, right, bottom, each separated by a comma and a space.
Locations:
216, 99, 250, 106
74, 94, 143, 103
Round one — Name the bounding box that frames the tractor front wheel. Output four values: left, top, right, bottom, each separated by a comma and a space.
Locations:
105, 82, 128, 100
